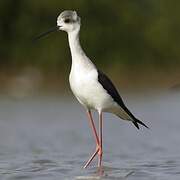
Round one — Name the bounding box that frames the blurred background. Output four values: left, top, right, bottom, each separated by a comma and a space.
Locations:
0, 0, 180, 97
0, 1, 180, 179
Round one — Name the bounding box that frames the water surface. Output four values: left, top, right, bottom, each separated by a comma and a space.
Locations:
0, 93, 179, 179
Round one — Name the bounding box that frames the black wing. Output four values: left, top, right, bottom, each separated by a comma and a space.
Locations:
97, 70, 148, 129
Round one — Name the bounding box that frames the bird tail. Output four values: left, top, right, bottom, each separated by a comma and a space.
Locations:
113, 106, 149, 129
132, 118, 149, 129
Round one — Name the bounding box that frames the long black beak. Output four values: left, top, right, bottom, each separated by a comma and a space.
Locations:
34, 26, 59, 41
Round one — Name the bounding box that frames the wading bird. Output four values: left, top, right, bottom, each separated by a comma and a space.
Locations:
35, 10, 148, 169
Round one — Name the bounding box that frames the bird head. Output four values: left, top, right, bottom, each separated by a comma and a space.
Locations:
57, 10, 81, 33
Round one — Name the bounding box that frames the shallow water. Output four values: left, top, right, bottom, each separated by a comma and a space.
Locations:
0, 92, 179, 179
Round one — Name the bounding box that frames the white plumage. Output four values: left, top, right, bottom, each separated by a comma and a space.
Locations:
36, 10, 148, 169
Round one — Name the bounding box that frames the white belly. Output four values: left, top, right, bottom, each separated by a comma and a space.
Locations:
69, 65, 132, 121
69, 68, 116, 111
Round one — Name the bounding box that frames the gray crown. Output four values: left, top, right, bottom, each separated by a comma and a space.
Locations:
58, 10, 78, 22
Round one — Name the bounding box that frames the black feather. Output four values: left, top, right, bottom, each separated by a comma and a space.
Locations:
97, 70, 125, 108
134, 118, 149, 129
133, 121, 139, 129
97, 70, 149, 129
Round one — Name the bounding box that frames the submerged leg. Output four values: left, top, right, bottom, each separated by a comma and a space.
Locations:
83, 110, 100, 168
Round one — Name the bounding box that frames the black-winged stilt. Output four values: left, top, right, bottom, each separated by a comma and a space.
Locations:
35, 10, 148, 169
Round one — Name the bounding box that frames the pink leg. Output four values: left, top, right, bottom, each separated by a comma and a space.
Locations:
83, 110, 100, 168
98, 111, 103, 168
86, 110, 99, 145
83, 148, 99, 168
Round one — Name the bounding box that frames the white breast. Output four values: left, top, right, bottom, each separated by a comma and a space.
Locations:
69, 64, 116, 111
67, 31, 118, 112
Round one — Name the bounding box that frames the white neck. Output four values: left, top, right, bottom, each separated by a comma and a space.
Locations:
67, 27, 95, 72
68, 28, 85, 61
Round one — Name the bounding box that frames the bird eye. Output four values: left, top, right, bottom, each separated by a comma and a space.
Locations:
64, 18, 71, 23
